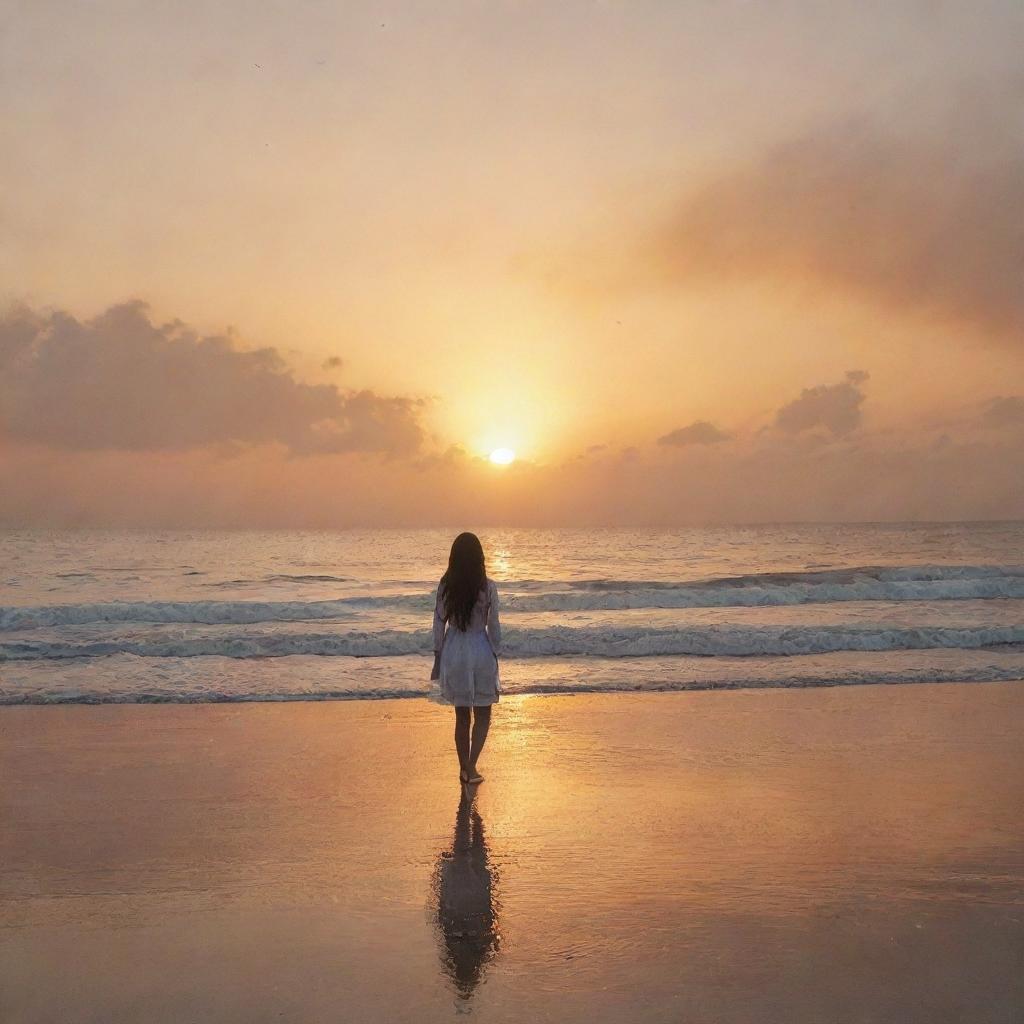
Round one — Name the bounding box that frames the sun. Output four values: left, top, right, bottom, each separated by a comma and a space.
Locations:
489, 447, 515, 465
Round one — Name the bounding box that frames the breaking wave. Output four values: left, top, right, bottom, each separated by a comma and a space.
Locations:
3, 623, 1022, 661
3, 563, 1023, 630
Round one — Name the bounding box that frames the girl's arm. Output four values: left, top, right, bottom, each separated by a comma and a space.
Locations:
432, 587, 446, 651
486, 581, 501, 653
431, 583, 446, 678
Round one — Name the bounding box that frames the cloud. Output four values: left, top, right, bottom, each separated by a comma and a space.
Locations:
0, 302, 425, 455
659, 107, 1024, 342
658, 420, 731, 446
5, 418, 1021, 527
980, 395, 1024, 428
565, 442, 610, 465
413, 443, 471, 469
775, 371, 868, 437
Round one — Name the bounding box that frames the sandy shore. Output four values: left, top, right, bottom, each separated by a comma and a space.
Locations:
2, 682, 1023, 1023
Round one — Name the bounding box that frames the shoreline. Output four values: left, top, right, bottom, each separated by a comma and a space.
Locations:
2, 669, 1023, 705
5, 642, 1024, 708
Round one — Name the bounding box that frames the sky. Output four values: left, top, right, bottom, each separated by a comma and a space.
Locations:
2, 0, 1023, 526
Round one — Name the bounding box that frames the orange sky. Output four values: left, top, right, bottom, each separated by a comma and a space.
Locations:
2, 1, 1023, 525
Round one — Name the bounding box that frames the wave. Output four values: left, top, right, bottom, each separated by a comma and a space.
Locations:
0, 599, 362, 631
3, 653, 1023, 705
209, 574, 353, 586
504, 572, 1024, 611
507, 564, 1024, 592
3, 623, 1023, 661
3, 564, 1023, 629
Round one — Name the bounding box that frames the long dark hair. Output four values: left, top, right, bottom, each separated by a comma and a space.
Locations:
441, 532, 487, 631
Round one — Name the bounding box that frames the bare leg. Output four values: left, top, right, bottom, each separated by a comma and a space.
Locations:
454, 707, 471, 774
468, 706, 492, 773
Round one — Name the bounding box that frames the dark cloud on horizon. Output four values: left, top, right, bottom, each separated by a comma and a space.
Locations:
413, 443, 471, 470
775, 370, 869, 437
659, 102, 1024, 342
981, 395, 1024, 428
5, 413, 1021, 527
649, 372, 870, 450
658, 420, 731, 446
0, 302, 425, 455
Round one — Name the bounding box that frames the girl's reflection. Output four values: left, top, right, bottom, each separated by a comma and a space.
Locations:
432, 791, 501, 999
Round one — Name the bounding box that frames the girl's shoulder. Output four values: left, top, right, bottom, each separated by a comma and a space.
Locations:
485, 577, 498, 595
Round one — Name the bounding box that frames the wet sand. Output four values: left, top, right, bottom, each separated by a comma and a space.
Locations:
2, 682, 1023, 1023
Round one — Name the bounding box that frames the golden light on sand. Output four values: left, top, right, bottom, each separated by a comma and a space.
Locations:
489, 448, 515, 466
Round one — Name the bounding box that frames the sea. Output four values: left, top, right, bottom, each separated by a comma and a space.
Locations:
1, 524, 1023, 704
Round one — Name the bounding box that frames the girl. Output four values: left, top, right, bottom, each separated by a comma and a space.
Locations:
431, 532, 501, 784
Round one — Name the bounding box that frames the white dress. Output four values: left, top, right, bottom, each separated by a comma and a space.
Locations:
433, 579, 501, 707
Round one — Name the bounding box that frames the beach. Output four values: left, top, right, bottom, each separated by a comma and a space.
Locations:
8, 0, 1024, 1016
3, 681, 1022, 1023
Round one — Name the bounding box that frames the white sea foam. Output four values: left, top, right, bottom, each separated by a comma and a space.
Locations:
0, 598, 362, 631
2, 650, 1023, 705
3, 564, 1023, 630
3, 622, 1022, 661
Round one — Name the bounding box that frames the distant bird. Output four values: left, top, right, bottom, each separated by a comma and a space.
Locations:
254, 63, 261, 69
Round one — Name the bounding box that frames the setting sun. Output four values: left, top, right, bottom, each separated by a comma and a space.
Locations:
489, 448, 516, 466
